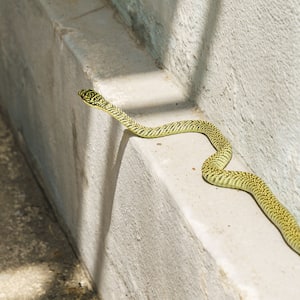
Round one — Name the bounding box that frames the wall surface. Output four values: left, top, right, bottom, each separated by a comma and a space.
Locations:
1, 0, 300, 299
110, 0, 300, 222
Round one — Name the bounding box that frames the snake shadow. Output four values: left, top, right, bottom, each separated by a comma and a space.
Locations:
92, 125, 132, 287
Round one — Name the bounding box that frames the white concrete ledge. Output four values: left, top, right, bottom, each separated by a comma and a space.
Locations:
0, 0, 299, 299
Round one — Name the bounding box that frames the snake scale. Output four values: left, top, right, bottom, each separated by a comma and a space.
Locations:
78, 89, 300, 255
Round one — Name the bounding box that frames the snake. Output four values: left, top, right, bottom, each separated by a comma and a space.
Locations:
78, 89, 300, 255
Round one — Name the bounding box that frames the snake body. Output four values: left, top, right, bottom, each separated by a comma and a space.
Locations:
78, 89, 300, 255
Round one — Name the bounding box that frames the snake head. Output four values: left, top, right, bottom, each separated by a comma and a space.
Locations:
78, 89, 108, 108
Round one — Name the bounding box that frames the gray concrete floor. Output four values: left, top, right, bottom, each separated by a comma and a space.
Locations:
0, 112, 98, 299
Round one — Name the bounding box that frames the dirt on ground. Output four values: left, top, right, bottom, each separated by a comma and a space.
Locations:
0, 112, 99, 299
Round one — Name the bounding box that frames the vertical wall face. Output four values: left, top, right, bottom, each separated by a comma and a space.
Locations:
111, 0, 300, 221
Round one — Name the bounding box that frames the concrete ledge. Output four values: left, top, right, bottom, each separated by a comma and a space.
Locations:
0, 0, 299, 299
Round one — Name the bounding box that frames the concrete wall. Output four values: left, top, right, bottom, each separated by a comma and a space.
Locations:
1, 0, 300, 299
110, 0, 300, 222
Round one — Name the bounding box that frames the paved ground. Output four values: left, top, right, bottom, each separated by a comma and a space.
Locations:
0, 111, 99, 299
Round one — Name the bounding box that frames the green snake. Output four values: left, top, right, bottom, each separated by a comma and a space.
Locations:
78, 89, 300, 255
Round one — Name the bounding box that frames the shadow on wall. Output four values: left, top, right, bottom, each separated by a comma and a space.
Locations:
184, 0, 221, 102
110, 0, 221, 102
110, 0, 180, 64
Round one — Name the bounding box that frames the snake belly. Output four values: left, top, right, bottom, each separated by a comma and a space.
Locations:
78, 89, 300, 255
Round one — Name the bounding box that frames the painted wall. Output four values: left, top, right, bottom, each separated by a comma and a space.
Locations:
110, 0, 300, 221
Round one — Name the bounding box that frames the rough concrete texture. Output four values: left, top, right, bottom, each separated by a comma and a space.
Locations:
110, 0, 300, 222
1, 0, 300, 299
0, 113, 98, 299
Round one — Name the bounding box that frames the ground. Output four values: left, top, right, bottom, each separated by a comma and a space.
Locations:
0, 112, 99, 299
